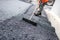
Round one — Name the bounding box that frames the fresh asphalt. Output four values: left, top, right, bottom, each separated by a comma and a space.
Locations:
0, 0, 59, 40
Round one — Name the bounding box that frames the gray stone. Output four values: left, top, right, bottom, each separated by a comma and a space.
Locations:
0, 36, 7, 40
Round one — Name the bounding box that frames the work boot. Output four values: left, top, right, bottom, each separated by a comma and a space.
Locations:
34, 12, 41, 16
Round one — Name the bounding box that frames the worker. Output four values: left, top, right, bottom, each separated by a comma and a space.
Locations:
34, 0, 48, 16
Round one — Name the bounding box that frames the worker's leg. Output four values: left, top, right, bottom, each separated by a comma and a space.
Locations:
34, 3, 43, 16
38, 3, 46, 15
34, 3, 46, 16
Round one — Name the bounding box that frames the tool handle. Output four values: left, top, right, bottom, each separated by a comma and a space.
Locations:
29, 6, 38, 20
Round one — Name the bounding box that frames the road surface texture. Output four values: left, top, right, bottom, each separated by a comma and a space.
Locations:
0, 0, 31, 21
0, 0, 59, 40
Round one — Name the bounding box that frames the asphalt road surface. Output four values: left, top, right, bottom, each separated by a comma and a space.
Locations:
0, 0, 59, 40
0, 14, 59, 40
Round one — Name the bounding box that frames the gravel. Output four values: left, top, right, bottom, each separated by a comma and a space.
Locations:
0, 16, 59, 40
